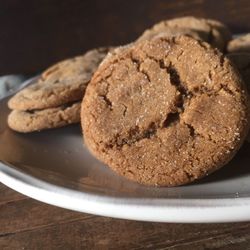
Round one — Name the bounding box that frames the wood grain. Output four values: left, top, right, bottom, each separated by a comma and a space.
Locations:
0, 185, 27, 205
1, 195, 250, 249
1, 0, 250, 249
0, 198, 92, 235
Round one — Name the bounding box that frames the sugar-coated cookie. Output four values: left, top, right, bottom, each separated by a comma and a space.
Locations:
82, 36, 249, 186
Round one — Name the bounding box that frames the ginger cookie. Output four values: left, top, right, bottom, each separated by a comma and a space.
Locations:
82, 36, 249, 187
227, 34, 250, 53
137, 16, 231, 51
8, 47, 110, 111
8, 102, 81, 133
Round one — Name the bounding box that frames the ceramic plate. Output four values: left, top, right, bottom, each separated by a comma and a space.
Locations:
1, 77, 250, 223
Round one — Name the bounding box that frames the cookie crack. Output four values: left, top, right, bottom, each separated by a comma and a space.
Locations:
130, 57, 151, 82
100, 94, 113, 108
183, 120, 218, 145
185, 122, 195, 137
163, 64, 189, 127
163, 112, 180, 127
121, 103, 128, 117
219, 83, 235, 96
166, 63, 187, 96
99, 81, 113, 110
107, 122, 158, 149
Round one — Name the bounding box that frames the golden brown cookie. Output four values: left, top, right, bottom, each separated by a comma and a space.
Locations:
8, 102, 80, 133
227, 34, 250, 53
8, 47, 110, 111
137, 16, 231, 51
82, 36, 249, 187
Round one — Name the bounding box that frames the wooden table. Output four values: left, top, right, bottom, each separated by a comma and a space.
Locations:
1, 0, 250, 249
1, 184, 250, 249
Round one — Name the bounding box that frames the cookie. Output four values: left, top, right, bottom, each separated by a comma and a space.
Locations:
82, 36, 249, 187
227, 34, 250, 53
227, 53, 250, 143
8, 102, 80, 133
137, 16, 231, 51
8, 47, 110, 111
137, 26, 204, 42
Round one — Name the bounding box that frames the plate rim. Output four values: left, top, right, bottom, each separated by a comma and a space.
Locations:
1, 161, 250, 223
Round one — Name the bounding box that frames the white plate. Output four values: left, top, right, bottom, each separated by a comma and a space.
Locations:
1, 77, 250, 223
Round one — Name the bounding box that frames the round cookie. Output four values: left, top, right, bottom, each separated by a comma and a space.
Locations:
8, 102, 80, 133
8, 47, 110, 111
137, 16, 231, 51
227, 34, 250, 53
82, 36, 249, 187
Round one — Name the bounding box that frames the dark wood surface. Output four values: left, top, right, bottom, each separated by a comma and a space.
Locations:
1, 185, 250, 250
1, 0, 250, 75
1, 0, 250, 249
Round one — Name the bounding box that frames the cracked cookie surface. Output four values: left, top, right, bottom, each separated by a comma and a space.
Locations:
8, 47, 110, 111
8, 102, 81, 133
82, 36, 249, 186
137, 16, 231, 51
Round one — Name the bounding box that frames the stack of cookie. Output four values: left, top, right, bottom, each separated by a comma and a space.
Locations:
7, 16, 250, 186
8, 48, 110, 132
